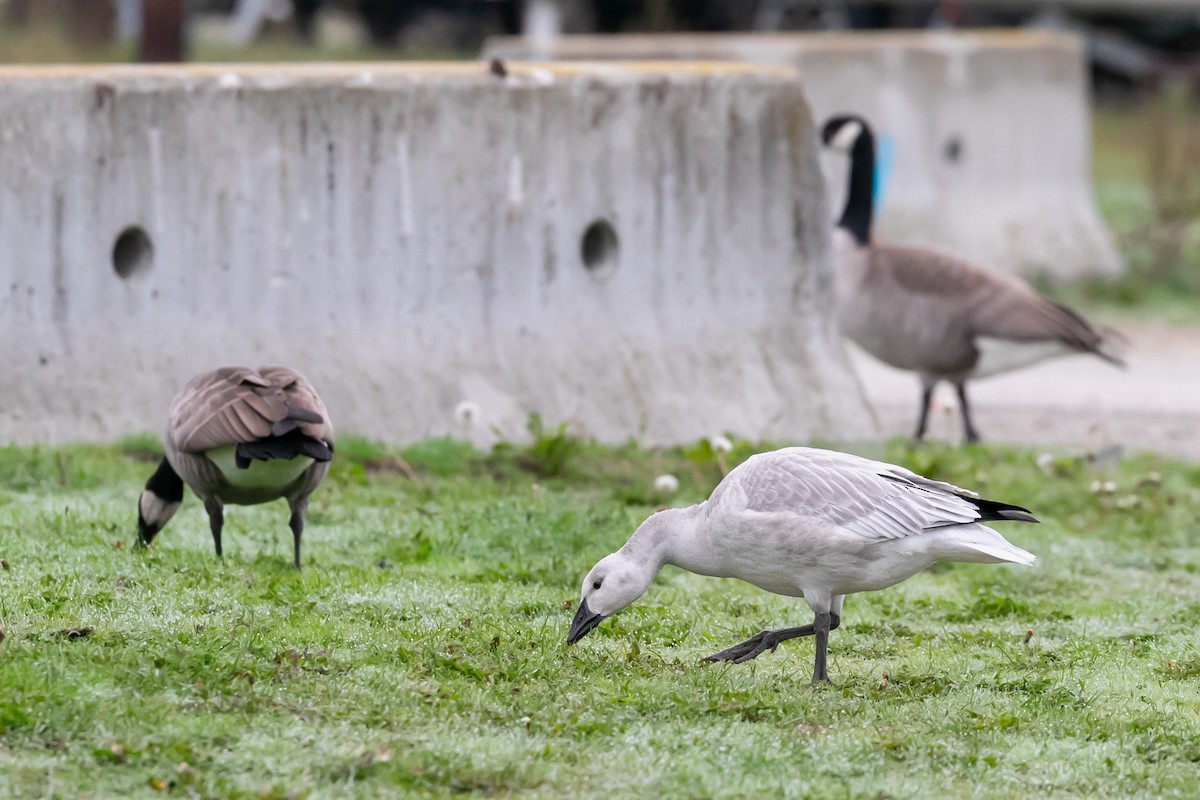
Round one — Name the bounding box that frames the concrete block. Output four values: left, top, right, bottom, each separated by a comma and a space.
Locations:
484, 31, 1122, 281
0, 62, 872, 447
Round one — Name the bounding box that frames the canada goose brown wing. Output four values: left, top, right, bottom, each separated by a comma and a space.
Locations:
257, 365, 335, 443
961, 276, 1124, 364
169, 366, 332, 454
874, 246, 1122, 361
967, 288, 1109, 351
872, 246, 996, 298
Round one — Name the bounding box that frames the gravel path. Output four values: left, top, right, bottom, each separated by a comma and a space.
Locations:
848, 320, 1200, 461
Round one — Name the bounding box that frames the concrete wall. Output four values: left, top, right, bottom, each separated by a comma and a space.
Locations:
0, 62, 872, 447
484, 31, 1122, 281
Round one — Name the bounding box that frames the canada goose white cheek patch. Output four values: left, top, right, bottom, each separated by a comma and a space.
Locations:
829, 120, 863, 153
139, 494, 181, 527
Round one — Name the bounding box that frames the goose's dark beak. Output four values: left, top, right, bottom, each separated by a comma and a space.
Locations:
567, 598, 606, 645
135, 504, 156, 548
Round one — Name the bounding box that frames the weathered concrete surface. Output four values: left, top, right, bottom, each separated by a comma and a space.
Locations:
0, 62, 872, 446
485, 31, 1122, 281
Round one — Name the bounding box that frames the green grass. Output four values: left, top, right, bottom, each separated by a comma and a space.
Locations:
2, 435, 1200, 798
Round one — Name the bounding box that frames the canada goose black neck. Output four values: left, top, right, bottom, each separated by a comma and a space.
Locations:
137, 456, 184, 545
145, 456, 184, 503
839, 125, 875, 247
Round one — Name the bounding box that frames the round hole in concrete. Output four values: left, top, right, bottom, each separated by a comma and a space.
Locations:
112, 225, 154, 280
943, 136, 963, 164
581, 219, 618, 275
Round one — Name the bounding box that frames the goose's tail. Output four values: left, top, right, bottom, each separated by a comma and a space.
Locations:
954, 525, 1037, 567
235, 429, 333, 468
1094, 323, 1129, 369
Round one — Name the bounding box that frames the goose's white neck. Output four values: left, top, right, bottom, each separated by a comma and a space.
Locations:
622, 505, 718, 577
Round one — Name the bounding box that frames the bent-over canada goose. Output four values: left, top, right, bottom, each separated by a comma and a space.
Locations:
136, 366, 334, 569
567, 447, 1037, 684
822, 114, 1124, 442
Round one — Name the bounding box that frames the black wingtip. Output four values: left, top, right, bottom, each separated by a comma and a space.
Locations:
235, 430, 334, 465
489, 57, 507, 78
970, 497, 1039, 524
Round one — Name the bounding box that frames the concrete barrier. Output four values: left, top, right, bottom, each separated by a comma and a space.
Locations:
0, 62, 872, 447
484, 31, 1122, 281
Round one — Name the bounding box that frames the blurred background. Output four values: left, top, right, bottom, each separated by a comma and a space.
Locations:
1, 0, 1197, 313
1, 0, 1198, 455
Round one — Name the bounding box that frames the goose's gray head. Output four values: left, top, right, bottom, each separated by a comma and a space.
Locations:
821, 114, 869, 154
566, 550, 654, 645
136, 457, 184, 547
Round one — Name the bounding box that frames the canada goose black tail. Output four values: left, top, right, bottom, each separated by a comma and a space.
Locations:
1048, 301, 1127, 368
235, 429, 333, 468
1093, 323, 1129, 369
269, 405, 325, 437
967, 497, 1039, 524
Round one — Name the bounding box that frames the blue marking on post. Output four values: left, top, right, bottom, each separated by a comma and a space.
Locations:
874, 133, 895, 212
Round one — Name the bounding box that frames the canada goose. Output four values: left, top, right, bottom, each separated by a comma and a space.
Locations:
567, 447, 1036, 684
136, 366, 334, 569
822, 114, 1123, 443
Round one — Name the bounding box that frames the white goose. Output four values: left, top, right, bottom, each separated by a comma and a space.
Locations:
567, 447, 1037, 683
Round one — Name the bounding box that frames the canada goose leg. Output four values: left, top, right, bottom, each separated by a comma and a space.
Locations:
812, 611, 832, 683
288, 496, 308, 570
955, 382, 981, 443
704, 613, 841, 665
204, 498, 224, 560
914, 381, 936, 442
288, 510, 304, 570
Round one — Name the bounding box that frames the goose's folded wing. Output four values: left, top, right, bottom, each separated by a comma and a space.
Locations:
874, 246, 994, 297
968, 289, 1121, 362
729, 448, 984, 541
875, 245, 1123, 363
169, 367, 315, 453
258, 365, 335, 443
